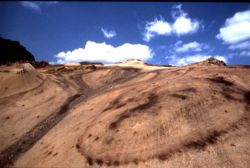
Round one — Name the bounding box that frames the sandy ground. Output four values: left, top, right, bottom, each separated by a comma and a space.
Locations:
0, 60, 250, 168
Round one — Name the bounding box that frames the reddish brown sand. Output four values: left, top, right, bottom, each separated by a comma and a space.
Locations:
0, 60, 250, 168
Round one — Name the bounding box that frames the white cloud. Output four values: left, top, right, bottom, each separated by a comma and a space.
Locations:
143, 4, 200, 41
172, 16, 199, 36
175, 41, 208, 53
21, 2, 41, 12
171, 4, 199, 36
229, 41, 250, 50
239, 51, 250, 56
143, 18, 172, 42
54, 41, 153, 64
101, 28, 117, 39
171, 4, 184, 19
175, 40, 183, 47
217, 10, 250, 44
169, 54, 227, 66
21, 1, 58, 12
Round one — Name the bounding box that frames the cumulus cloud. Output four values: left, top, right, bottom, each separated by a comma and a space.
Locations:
168, 54, 227, 66
143, 4, 200, 41
229, 41, 250, 50
101, 28, 117, 39
143, 18, 172, 42
175, 41, 208, 53
217, 10, 250, 44
54, 41, 153, 64
172, 16, 199, 36
21, 1, 58, 12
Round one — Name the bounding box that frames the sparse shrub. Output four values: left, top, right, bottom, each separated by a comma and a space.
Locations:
79, 61, 103, 65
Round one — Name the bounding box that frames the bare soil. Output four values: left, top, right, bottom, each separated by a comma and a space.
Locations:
0, 62, 250, 168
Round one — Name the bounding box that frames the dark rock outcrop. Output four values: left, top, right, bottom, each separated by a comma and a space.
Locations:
0, 37, 35, 65
201, 57, 226, 66
34, 61, 49, 68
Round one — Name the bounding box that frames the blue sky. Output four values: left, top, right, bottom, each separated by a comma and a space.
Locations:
1, 2, 250, 66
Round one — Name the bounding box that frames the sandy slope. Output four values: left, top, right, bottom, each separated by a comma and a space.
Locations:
0, 61, 250, 168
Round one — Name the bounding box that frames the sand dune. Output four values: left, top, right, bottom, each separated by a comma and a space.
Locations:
0, 63, 44, 98
0, 59, 250, 168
